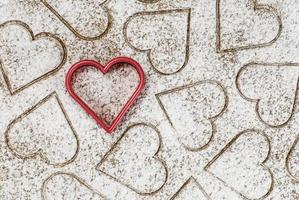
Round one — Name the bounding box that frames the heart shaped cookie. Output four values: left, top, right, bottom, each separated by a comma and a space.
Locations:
96, 123, 167, 194
205, 130, 273, 199
66, 57, 145, 133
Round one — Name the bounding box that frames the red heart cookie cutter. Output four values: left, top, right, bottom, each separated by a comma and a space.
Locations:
65, 57, 145, 134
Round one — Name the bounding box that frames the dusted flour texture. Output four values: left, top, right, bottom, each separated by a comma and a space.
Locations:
0, 0, 299, 199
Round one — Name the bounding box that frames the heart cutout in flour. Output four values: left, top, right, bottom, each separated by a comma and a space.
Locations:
42, 172, 107, 200
124, 9, 191, 75
0, 20, 66, 95
204, 130, 273, 199
216, 0, 282, 52
41, 0, 109, 40
4, 92, 79, 167
156, 81, 228, 151
286, 135, 299, 182
66, 57, 145, 133
236, 62, 299, 128
96, 123, 167, 194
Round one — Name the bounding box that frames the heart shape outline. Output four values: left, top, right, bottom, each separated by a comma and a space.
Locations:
65, 57, 145, 134
96, 123, 168, 195
41, 0, 110, 41
155, 80, 228, 151
42, 172, 108, 200
236, 62, 299, 128
0, 20, 67, 95
170, 176, 211, 200
204, 129, 274, 199
123, 8, 191, 75
4, 92, 79, 167
285, 134, 299, 182
216, 0, 282, 53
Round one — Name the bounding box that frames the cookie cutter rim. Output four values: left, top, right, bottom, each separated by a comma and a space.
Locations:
65, 57, 145, 134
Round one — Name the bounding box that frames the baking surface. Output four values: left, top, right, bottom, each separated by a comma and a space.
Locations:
0, 0, 299, 199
